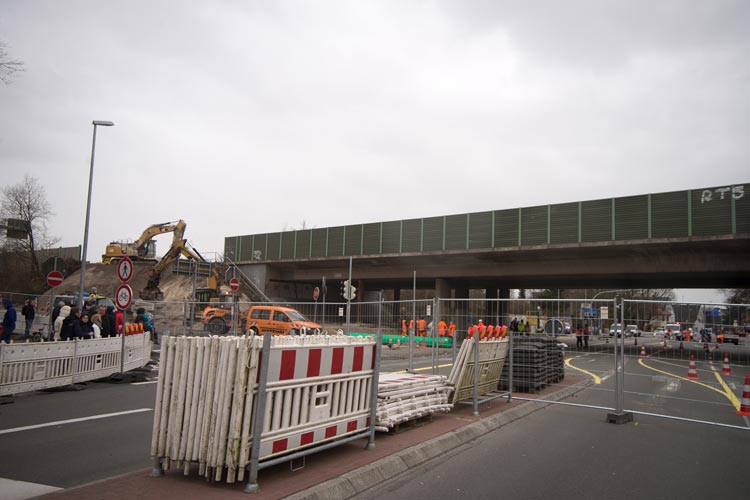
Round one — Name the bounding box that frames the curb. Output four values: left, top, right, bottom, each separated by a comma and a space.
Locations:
286, 382, 589, 500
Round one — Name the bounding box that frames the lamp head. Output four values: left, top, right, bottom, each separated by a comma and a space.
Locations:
92, 120, 114, 127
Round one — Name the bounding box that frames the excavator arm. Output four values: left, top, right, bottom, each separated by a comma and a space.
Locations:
139, 239, 205, 300
134, 220, 186, 257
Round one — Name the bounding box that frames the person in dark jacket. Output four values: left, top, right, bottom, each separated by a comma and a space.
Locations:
21, 298, 36, 339
77, 313, 94, 339
102, 306, 117, 337
60, 307, 81, 341
2, 299, 17, 343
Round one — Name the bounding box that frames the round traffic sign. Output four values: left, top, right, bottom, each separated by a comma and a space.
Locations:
313, 286, 320, 301
229, 278, 240, 291
47, 270, 64, 287
115, 284, 133, 310
117, 257, 133, 283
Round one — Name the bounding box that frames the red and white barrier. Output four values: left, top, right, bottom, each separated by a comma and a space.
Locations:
737, 375, 750, 417
150, 334, 375, 484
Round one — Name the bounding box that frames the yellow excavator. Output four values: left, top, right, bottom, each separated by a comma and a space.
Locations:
102, 220, 187, 264
139, 239, 207, 301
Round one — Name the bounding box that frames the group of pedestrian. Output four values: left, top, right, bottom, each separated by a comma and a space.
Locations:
50, 301, 122, 341
575, 322, 591, 348
509, 317, 531, 334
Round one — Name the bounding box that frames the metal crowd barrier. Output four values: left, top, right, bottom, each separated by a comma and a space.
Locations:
0, 333, 152, 396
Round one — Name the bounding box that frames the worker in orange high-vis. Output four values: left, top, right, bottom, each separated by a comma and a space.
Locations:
409, 319, 414, 336
438, 319, 447, 337
417, 317, 427, 337
448, 320, 456, 338
402, 319, 407, 337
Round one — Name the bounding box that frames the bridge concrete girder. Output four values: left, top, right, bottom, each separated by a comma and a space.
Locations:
238, 234, 750, 295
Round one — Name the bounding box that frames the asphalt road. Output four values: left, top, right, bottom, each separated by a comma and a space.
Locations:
353, 402, 750, 500
0, 380, 157, 490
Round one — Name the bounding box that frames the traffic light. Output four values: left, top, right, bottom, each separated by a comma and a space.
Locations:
340, 280, 348, 298
349, 284, 357, 300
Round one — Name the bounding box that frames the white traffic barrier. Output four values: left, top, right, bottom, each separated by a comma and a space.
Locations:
0, 333, 152, 396
150, 334, 376, 485
448, 337, 509, 403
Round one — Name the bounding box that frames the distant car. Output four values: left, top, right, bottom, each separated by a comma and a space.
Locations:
609, 323, 624, 337
625, 325, 640, 337
665, 323, 682, 341
654, 327, 665, 337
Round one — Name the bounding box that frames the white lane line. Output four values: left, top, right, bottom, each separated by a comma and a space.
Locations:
0, 408, 153, 435
0, 477, 61, 499
132, 380, 158, 385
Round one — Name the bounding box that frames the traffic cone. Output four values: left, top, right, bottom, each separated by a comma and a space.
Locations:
662, 339, 667, 353
640, 345, 646, 358
687, 355, 698, 380
737, 375, 750, 416
396, 339, 401, 348
722, 354, 731, 375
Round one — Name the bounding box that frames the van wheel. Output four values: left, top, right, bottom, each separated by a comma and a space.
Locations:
207, 317, 227, 335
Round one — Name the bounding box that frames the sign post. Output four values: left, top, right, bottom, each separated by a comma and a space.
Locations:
116, 257, 134, 373
47, 270, 65, 338
313, 286, 320, 322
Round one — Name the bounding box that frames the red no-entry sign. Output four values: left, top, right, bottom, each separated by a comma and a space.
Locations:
47, 271, 64, 287
229, 278, 240, 291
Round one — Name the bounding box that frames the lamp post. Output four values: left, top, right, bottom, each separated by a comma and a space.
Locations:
78, 120, 114, 308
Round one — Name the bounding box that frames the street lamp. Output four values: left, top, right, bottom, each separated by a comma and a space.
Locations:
78, 120, 114, 308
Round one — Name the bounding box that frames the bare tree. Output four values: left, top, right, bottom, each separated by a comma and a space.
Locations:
0, 40, 24, 85
721, 289, 750, 305
1, 175, 58, 278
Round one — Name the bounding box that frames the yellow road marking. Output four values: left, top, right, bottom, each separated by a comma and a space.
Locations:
711, 365, 741, 411
411, 363, 454, 373
565, 357, 601, 384
637, 357, 738, 408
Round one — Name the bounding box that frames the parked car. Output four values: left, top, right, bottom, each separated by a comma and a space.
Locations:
654, 327, 665, 337
609, 323, 624, 337
665, 323, 682, 340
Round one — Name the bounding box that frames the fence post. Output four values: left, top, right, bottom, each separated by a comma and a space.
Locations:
472, 327, 480, 417
607, 296, 633, 424
367, 292, 383, 451
244, 331, 272, 493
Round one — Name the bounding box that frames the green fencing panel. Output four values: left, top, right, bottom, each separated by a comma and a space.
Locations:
266, 233, 281, 260
327, 226, 344, 257
280, 231, 295, 259
468, 211, 492, 249
296, 230, 311, 259
550, 202, 578, 245
521, 205, 547, 246
494, 208, 519, 247
362, 222, 381, 255
692, 187, 732, 236
311, 228, 327, 258
735, 183, 750, 234
224, 236, 238, 261
239, 235, 254, 261
445, 214, 467, 250
344, 224, 362, 256
615, 195, 649, 241
652, 190, 688, 238
253, 234, 267, 260
581, 199, 611, 243
402, 219, 422, 253
381, 220, 401, 254
423, 216, 443, 252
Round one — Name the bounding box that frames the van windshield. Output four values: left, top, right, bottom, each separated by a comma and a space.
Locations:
287, 310, 307, 321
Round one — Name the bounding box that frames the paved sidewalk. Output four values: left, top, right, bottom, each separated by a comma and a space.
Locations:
36, 376, 584, 500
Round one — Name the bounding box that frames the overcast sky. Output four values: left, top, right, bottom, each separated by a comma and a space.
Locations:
1, 1, 748, 302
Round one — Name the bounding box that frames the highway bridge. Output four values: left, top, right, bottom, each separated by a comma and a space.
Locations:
224, 183, 750, 300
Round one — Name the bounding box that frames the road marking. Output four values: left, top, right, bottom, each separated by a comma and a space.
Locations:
637, 358, 739, 409
710, 366, 741, 411
0, 408, 153, 435
411, 363, 453, 373
0, 477, 61, 499
132, 380, 158, 385
565, 357, 602, 384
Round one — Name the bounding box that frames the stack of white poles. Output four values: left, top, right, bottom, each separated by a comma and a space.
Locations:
375, 373, 452, 431
150, 335, 262, 483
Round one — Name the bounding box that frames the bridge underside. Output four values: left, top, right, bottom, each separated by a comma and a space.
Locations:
240, 235, 750, 294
